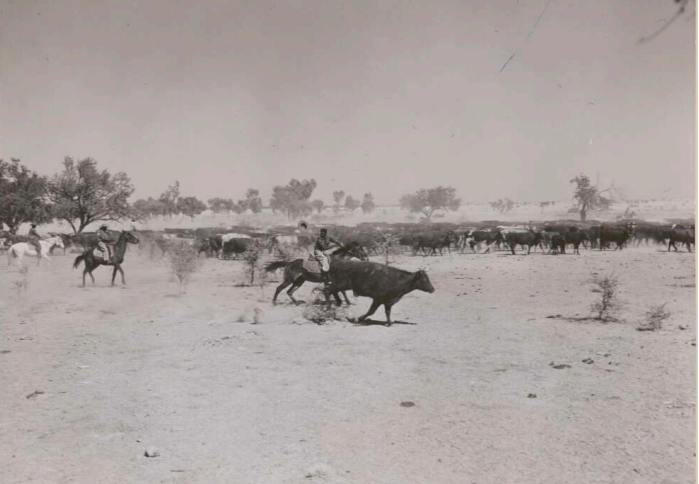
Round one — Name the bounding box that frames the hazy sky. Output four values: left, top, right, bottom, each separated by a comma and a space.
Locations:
1, 0, 695, 205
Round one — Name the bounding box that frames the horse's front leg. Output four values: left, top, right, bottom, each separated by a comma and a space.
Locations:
117, 265, 126, 285
111, 265, 118, 286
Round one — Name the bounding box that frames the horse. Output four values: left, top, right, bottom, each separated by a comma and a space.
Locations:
72, 230, 140, 286
6, 237, 65, 267
264, 242, 369, 305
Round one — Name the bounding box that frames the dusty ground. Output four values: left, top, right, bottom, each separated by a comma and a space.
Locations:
1, 242, 696, 484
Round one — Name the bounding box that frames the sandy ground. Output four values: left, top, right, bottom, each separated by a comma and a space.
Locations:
1, 241, 696, 484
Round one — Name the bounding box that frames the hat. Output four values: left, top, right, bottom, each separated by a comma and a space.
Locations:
100, 224, 108, 229
31, 224, 37, 228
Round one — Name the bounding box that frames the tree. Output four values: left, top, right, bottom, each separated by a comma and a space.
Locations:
208, 197, 234, 214
345, 195, 360, 213
159, 181, 181, 218
0, 158, 52, 234
269, 179, 317, 220
490, 198, 514, 214
332, 190, 346, 213
176, 196, 207, 220
399, 186, 461, 221
311, 199, 325, 214
46, 157, 135, 233
361, 193, 376, 214
245, 189, 263, 214
132, 197, 166, 220
570, 174, 616, 221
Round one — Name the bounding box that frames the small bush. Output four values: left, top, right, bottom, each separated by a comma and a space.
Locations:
167, 241, 202, 293
242, 237, 269, 285
639, 303, 671, 331
589, 272, 623, 322
375, 233, 402, 266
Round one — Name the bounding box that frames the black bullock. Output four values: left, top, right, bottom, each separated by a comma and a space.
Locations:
505, 231, 543, 255
326, 261, 435, 326
668, 226, 695, 252
599, 223, 636, 250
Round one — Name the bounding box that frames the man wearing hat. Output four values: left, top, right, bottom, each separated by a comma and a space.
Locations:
314, 228, 342, 288
97, 224, 115, 262
27, 224, 43, 256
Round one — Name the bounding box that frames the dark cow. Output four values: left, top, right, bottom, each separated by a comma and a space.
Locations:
221, 238, 254, 259
548, 233, 566, 254
413, 231, 458, 256
326, 261, 435, 326
505, 230, 543, 255
599, 223, 636, 251
564, 230, 589, 255
668, 226, 695, 252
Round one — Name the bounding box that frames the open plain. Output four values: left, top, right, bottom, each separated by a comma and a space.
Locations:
1, 224, 695, 484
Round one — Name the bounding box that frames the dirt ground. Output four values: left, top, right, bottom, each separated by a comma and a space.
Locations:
1, 242, 696, 484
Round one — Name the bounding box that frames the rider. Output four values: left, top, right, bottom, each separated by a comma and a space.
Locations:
97, 224, 115, 262
28, 224, 43, 256
314, 228, 342, 288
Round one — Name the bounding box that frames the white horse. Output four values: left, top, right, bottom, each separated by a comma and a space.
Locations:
7, 237, 65, 267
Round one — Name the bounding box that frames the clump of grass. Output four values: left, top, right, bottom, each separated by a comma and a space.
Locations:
589, 271, 623, 322
638, 303, 671, 331
167, 241, 202, 293
301, 292, 349, 324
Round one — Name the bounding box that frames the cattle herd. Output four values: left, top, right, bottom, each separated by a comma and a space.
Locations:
1, 219, 695, 262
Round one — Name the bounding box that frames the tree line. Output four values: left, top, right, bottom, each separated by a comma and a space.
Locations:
0, 156, 614, 234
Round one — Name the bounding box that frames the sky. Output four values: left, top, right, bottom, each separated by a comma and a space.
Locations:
0, 0, 695, 206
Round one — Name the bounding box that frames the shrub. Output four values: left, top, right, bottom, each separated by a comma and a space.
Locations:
589, 272, 623, 322
638, 303, 671, 331
167, 241, 202, 293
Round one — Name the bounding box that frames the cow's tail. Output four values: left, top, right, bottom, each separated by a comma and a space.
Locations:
73, 254, 85, 269
7, 247, 16, 265
264, 260, 289, 273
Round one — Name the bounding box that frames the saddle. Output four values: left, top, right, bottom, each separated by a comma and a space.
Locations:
302, 255, 323, 274
91, 248, 113, 261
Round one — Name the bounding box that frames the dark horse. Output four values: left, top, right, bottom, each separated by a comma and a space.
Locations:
73, 230, 140, 286
264, 242, 368, 305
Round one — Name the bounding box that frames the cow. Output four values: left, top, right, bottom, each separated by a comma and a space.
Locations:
564, 230, 589, 255
221, 237, 255, 259
599, 223, 636, 251
668, 225, 695, 252
413, 231, 458, 256
505, 230, 543, 255
549, 233, 566, 254
325, 260, 435, 326
464, 229, 504, 253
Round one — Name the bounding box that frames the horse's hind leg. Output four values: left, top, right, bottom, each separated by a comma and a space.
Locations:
287, 277, 305, 304
272, 279, 293, 304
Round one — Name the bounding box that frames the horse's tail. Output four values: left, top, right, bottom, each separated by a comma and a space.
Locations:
264, 260, 289, 273
73, 254, 85, 269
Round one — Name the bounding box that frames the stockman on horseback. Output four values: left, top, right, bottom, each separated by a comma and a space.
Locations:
28, 224, 43, 256
97, 224, 116, 262
314, 228, 342, 288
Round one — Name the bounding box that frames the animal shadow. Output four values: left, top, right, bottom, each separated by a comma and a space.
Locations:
351, 318, 417, 327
